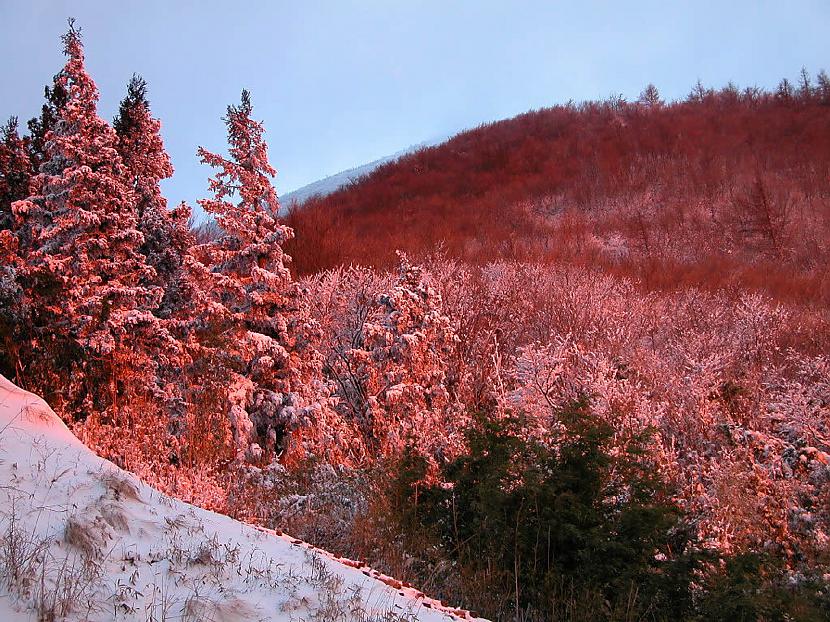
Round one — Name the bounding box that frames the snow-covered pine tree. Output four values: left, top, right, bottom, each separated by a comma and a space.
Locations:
194, 90, 325, 463
9, 20, 164, 416
0, 117, 32, 233
0, 119, 32, 380
111, 73, 203, 440
25, 74, 68, 175
113, 74, 196, 319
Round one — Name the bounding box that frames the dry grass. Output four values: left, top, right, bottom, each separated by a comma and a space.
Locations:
303, 551, 420, 622
101, 470, 142, 503
64, 514, 109, 560
0, 498, 104, 621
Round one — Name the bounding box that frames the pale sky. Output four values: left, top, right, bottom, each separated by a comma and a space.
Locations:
1, 1, 829, 218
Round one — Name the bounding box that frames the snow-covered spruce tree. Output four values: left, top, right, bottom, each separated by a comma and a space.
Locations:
0, 119, 32, 378
9, 21, 165, 418
25, 71, 68, 175
111, 74, 199, 435
114, 75, 180, 290
193, 90, 326, 463
0, 118, 33, 233
330, 252, 464, 467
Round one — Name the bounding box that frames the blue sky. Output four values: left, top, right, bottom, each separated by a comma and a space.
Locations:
1, 1, 829, 218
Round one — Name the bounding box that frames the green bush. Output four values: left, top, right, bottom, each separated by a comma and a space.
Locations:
379, 400, 830, 620
386, 399, 701, 621
694, 552, 830, 622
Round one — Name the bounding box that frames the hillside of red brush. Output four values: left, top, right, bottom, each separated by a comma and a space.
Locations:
285, 89, 830, 305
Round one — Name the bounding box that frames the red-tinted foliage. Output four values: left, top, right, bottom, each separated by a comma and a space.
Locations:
286, 87, 830, 305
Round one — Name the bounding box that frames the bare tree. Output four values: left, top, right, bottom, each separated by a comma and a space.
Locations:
733, 176, 792, 259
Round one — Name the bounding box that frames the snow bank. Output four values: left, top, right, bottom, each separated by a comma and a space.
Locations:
0, 374, 483, 621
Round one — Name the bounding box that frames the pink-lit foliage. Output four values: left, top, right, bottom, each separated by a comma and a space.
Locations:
296, 253, 829, 560
4, 22, 174, 421
418, 261, 830, 559
307, 254, 465, 469
190, 88, 330, 466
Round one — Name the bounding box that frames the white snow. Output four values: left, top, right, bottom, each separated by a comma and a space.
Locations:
279, 136, 447, 210
0, 374, 483, 621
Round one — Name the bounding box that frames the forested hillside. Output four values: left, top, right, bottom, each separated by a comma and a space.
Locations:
287, 77, 830, 307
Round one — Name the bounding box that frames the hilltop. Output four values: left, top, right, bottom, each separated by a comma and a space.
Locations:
285, 82, 830, 306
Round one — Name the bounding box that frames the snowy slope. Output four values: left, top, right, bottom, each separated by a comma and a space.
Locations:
0, 375, 482, 621
280, 137, 446, 209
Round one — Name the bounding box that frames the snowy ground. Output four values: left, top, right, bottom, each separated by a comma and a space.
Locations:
0, 374, 482, 621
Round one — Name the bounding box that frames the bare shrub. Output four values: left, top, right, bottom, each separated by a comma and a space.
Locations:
303, 551, 419, 622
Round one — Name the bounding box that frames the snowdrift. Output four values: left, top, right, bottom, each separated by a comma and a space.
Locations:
0, 374, 483, 621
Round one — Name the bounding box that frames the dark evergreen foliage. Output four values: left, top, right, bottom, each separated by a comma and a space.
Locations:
383, 402, 830, 621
